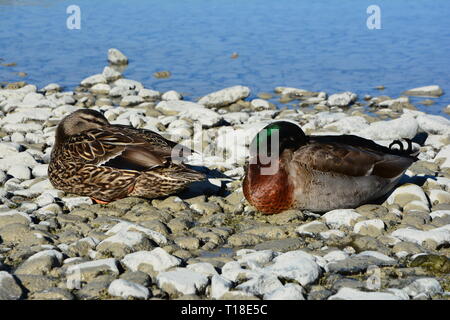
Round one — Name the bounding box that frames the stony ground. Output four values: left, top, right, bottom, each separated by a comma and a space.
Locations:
0, 49, 450, 300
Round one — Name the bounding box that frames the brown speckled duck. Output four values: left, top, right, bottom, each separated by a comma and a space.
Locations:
243, 121, 418, 214
48, 109, 205, 204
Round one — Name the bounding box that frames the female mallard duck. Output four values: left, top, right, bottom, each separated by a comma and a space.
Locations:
48, 109, 205, 204
243, 121, 418, 214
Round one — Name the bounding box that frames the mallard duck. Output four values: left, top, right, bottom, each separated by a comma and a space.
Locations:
48, 109, 205, 204
243, 121, 418, 214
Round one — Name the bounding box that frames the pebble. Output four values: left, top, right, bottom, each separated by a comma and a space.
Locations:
329, 287, 408, 300
322, 209, 362, 229
263, 283, 305, 300
156, 268, 209, 296
403, 85, 443, 97
402, 278, 443, 298
353, 219, 385, 236
108, 48, 128, 65
391, 225, 450, 248
121, 248, 181, 274
198, 85, 250, 108
108, 279, 150, 299
0, 271, 23, 300
327, 92, 357, 107
210, 275, 233, 299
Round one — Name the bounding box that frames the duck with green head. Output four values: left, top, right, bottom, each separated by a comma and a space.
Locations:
243, 121, 418, 214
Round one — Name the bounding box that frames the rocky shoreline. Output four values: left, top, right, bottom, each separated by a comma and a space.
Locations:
0, 49, 449, 300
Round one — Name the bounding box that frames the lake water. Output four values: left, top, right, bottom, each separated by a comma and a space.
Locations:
1, 0, 449, 117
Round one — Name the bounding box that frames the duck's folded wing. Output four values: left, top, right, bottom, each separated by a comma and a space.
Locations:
293, 142, 414, 179
67, 129, 172, 171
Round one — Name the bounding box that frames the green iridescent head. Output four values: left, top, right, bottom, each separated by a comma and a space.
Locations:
250, 121, 306, 158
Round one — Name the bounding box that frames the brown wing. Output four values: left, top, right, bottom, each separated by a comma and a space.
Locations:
65, 128, 172, 171
293, 138, 415, 179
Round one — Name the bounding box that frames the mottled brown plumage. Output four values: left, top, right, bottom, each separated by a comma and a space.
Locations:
48, 109, 205, 203
243, 121, 418, 214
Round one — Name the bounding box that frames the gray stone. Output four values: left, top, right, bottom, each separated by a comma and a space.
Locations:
157, 268, 209, 296
108, 279, 150, 299
29, 288, 74, 300
0, 271, 23, 300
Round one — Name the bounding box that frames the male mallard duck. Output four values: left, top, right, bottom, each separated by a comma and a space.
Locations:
243, 121, 418, 214
49, 109, 205, 204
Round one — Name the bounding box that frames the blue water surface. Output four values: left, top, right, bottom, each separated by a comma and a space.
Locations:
0, 0, 449, 117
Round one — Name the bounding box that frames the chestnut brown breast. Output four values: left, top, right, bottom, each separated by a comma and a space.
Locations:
243, 162, 294, 214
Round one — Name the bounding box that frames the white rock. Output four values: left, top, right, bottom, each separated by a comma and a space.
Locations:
435, 145, 450, 169
357, 114, 418, 140
210, 275, 233, 299
157, 268, 209, 295
7, 165, 31, 180
357, 251, 396, 263
404, 85, 443, 97
156, 101, 221, 127
263, 283, 305, 300
42, 83, 61, 93
323, 250, 349, 263
98, 231, 146, 249
236, 274, 283, 296
66, 258, 120, 276
430, 210, 450, 220
428, 190, 450, 206
263, 250, 321, 286
1, 108, 52, 124
108, 279, 150, 299
10, 132, 25, 143
0, 210, 31, 227
113, 79, 143, 91
251, 99, 271, 110
0, 271, 23, 300
378, 96, 409, 107
386, 184, 429, 207
121, 248, 181, 273
320, 230, 346, 239
138, 88, 160, 101
313, 111, 347, 127
80, 74, 107, 87
324, 116, 369, 133
198, 86, 250, 108
28, 249, 63, 264
278, 87, 310, 97
391, 225, 450, 247
322, 209, 362, 229
161, 90, 182, 101
90, 83, 111, 95
402, 278, 442, 297
221, 261, 259, 282
327, 92, 357, 107
236, 250, 276, 269
108, 48, 128, 65
120, 95, 144, 107
102, 66, 122, 82
416, 114, 450, 135
60, 196, 93, 210
329, 287, 408, 300
32, 164, 49, 178
354, 219, 385, 234
186, 263, 219, 277
223, 112, 250, 125
0, 142, 20, 157
106, 221, 167, 245
35, 192, 55, 207
109, 86, 134, 97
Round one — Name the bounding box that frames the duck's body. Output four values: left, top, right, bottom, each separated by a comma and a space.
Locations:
49, 109, 204, 203
243, 121, 418, 214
